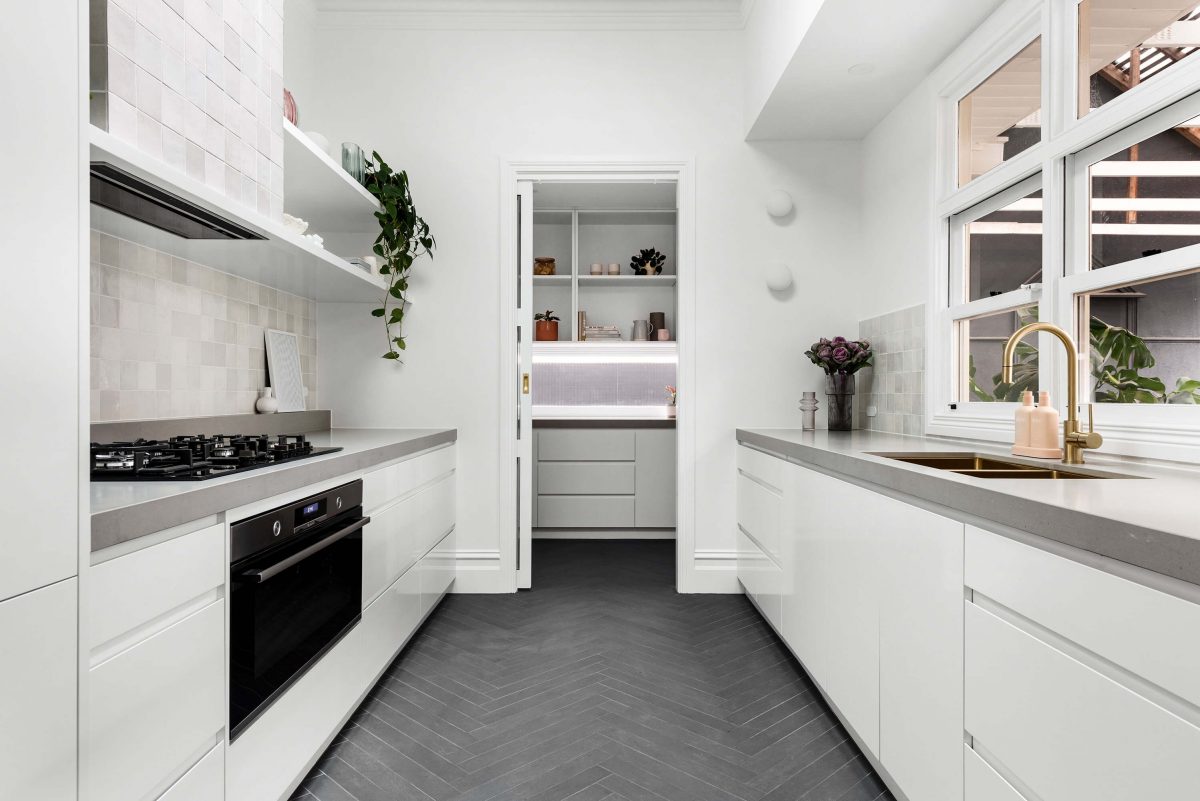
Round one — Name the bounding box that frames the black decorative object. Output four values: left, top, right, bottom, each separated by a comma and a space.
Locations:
630, 248, 666, 276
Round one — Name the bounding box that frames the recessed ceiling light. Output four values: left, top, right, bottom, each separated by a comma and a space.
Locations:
848, 63, 875, 76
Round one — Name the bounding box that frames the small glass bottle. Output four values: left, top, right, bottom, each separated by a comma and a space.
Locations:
799, 392, 819, 431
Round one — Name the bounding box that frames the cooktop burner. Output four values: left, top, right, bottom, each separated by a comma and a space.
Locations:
90, 433, 341, 481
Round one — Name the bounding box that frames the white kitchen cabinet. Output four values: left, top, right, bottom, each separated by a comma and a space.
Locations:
362, 444, 456, 515
0, 0, 80, 603
963, 745, 1025, 801
0, 579, 77, 801
634, 429, 676, 527
877, 495, 963, 801
965, 601, 1200, 800
86, 599, 225, 801
422, 528, 457, 614
539, 429, 636, 461
740, 445, 964, 799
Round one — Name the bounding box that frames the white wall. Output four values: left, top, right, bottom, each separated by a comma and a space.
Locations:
303, 24, 863, 591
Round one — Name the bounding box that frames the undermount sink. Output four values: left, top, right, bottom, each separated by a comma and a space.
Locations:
870, 452, 1116, 480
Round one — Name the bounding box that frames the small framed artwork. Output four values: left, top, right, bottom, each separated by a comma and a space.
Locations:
265, 329, 306, 412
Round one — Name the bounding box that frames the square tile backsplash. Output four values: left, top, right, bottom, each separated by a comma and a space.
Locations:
857, 304, 925, 435
90, 229, 317, 421
90, 0, 285, 220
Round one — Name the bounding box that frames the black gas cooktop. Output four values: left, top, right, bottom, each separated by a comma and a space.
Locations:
90, 433, 341, 481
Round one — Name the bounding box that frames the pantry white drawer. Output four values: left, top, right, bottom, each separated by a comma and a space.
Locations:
538, 462, 635, 495
87, 522, 224, 654
538, 496, 635, 527
736, 444, 786, 492
966, 524, 1200, 708
538, 429, 635, 461
362, 444, 455, 514
737, 526, 782, 634
736, 469, 782, 561
964, 602, 1200, 801
86, 600, 225, 801
157, 742, 223, 801
964, 745, 1025, 801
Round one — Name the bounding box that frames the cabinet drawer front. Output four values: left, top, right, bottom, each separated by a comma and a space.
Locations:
87, 600, 225, 801
422, 528, 456, 614
538, 462, 635, 495
87, 522, 224, 654
537, 496, 635, 527
538, 429, 635, 461
736, 444, 785, 491
363, 444, 455, 514
363, 473, 455, 605
964, 746, 1025, 801
966, 525, 1200, 708
737, 527, 782, 634
737, 471, 782, 560
965, 602, 1200, 801
158, 742, 223, 801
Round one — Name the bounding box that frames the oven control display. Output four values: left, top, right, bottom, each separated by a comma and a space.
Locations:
295, 499, 326, 526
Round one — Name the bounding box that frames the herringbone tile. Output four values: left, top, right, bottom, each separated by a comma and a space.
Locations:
293, 540, 895, 801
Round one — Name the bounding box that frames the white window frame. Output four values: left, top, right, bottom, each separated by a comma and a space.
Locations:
929, 0, 1200, 461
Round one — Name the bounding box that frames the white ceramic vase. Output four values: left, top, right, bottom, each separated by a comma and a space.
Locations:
255, 387, 279, 414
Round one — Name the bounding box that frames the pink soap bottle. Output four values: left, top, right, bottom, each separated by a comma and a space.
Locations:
1028, 390, 1064, 459
1012, 390, 1035, 455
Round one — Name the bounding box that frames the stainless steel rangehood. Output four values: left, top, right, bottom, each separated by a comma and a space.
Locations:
90, 162, 264, 240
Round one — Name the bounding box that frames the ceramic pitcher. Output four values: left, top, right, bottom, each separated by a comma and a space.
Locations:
632, 320, 655, 341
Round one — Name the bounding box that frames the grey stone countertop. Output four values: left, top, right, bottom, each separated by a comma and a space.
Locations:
91, 428, 456, 552
737, 428, 1200, 587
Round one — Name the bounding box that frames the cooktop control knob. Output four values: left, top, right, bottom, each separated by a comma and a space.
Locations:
335, 496, 343, 510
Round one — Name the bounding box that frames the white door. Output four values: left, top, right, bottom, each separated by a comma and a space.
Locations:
516, 181, 534, 588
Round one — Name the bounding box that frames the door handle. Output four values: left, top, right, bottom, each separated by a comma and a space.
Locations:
522, 373, 530, 394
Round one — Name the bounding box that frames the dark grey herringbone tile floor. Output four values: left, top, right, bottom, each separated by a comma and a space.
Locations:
291, 540, 894, 801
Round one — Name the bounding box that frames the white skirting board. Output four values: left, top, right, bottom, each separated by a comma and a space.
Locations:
533, 528, 676, 540
449, 548, 739, 593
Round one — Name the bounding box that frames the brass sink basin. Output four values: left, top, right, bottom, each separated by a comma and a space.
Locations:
870, 452, 1113, 480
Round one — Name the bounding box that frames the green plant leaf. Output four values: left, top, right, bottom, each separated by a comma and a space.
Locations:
371, 308, 385, 317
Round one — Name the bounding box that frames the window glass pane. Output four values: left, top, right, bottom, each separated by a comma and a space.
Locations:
960, 305, 1039, 402
1089, 120, 1200, 268
1079, 1, 1200, 117
1079, 271, 1200, 403
958, 39, 1042, 187
964, 186, 1043, 301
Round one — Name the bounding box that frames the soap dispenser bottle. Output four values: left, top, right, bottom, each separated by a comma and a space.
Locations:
1027, 390, 1064, 459
1012, 390, 1035, 456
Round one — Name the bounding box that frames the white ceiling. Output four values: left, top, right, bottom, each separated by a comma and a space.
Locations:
314, 0, 752, 30
747, 0, 1008, 140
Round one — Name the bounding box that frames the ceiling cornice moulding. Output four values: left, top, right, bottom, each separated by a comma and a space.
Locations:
315, 0, 750, 31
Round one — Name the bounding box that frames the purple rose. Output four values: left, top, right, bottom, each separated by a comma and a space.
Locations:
832, 346, 850, 363
817, 346, 833, 360
819, 338, 831, 346
832, 336, 847, 345
847, 342, 860, 354
859, 339, 871, 350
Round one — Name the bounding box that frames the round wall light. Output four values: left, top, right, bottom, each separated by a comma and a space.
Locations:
766, 190, 794, 218
764, 262, 793, 292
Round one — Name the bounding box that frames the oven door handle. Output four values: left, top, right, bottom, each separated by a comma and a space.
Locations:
243, 516, 370, 583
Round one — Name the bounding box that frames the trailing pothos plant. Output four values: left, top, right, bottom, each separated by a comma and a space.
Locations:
364, 152, 435, 360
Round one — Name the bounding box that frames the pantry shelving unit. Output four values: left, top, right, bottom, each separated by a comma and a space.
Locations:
531, 202, 678, 344
89, 124, 385, 302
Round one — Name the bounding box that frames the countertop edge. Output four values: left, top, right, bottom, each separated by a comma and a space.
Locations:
736, 428, 1199, 588
91, 429, 457, 552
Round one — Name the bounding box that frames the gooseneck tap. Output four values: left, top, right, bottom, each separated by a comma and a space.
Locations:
1002, 322, 1103, 465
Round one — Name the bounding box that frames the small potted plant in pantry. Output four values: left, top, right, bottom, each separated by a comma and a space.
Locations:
534, 310, 560, 341
665, 385, 677, 418
804, 336, 873, 431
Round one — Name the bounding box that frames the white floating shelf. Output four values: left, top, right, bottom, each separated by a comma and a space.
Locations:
533, 341, 677, 361
578, 275, 677, 287
281, 119, 380, 234
89, 126, 386, 303
533, 275, 572, 285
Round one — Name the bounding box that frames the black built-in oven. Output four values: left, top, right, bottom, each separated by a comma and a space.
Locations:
229, 479, 367, 739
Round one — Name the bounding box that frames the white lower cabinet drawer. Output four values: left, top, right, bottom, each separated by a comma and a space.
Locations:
537, 462, 634, 495
736, 472, 782, 561
361, 565, 422, 678
157, 742, 223, 801
421, 528, 456, 614
965, 602, 1200, 800
964, 746, 1025, 801
362, 444, 455, 515
737, 527, 782, 634
86, 599, 225, 801
362, 473, 455, 606
537, 496, 635, 527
